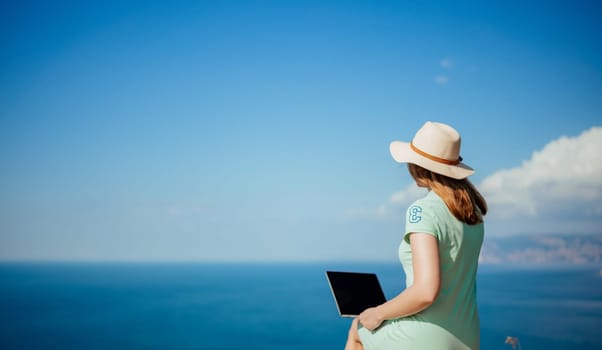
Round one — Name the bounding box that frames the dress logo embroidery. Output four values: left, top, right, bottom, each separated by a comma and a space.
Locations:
409, 205, 422, 223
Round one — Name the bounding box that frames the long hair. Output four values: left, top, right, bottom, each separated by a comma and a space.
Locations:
408, 163, 488, 225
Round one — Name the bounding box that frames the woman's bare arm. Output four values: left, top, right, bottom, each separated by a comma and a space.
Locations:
358, 233, 441, 330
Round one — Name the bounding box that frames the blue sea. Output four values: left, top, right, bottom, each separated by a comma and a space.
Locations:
1, 263, 601, 350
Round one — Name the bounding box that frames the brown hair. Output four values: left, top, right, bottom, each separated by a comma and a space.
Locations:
408, 163, 488, 225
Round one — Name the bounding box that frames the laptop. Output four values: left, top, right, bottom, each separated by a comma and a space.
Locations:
325, 271, 387, 317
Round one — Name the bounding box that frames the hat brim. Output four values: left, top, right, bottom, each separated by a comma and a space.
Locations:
389, 141, 474, 179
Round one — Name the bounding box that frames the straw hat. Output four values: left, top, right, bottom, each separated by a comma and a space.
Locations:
389, 121, 474, 179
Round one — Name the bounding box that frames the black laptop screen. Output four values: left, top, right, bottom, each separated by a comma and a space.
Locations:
326, 271, 387, 317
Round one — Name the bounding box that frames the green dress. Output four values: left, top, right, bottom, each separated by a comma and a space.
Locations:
358, 191, 484, 349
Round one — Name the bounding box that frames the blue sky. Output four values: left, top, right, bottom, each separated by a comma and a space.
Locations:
1, 0, 601, 261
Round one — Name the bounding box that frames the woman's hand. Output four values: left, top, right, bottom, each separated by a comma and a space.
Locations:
358, 307, 384, 331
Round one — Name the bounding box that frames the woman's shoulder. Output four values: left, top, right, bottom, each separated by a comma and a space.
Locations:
408, 191, 444, 209
406, 191, 449, 223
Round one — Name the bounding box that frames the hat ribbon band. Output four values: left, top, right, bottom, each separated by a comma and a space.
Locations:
410, 142, 462, 165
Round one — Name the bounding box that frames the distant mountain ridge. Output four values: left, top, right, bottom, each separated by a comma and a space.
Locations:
479, 233, 602, 265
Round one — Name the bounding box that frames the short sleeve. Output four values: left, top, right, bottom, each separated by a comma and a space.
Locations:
404, 200, 440, 243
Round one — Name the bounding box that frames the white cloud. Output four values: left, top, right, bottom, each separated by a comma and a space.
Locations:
440, 58, 453, 68
390, 183, 427, 208
480, 126, 602, 217
479, 126, 602, 234
434, 58, 452, 85
343, 204, 391, 220
435, 75, 449, 85
343, 184, 427, 221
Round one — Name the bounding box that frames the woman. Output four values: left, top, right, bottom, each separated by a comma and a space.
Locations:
346, 121, 487, 350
